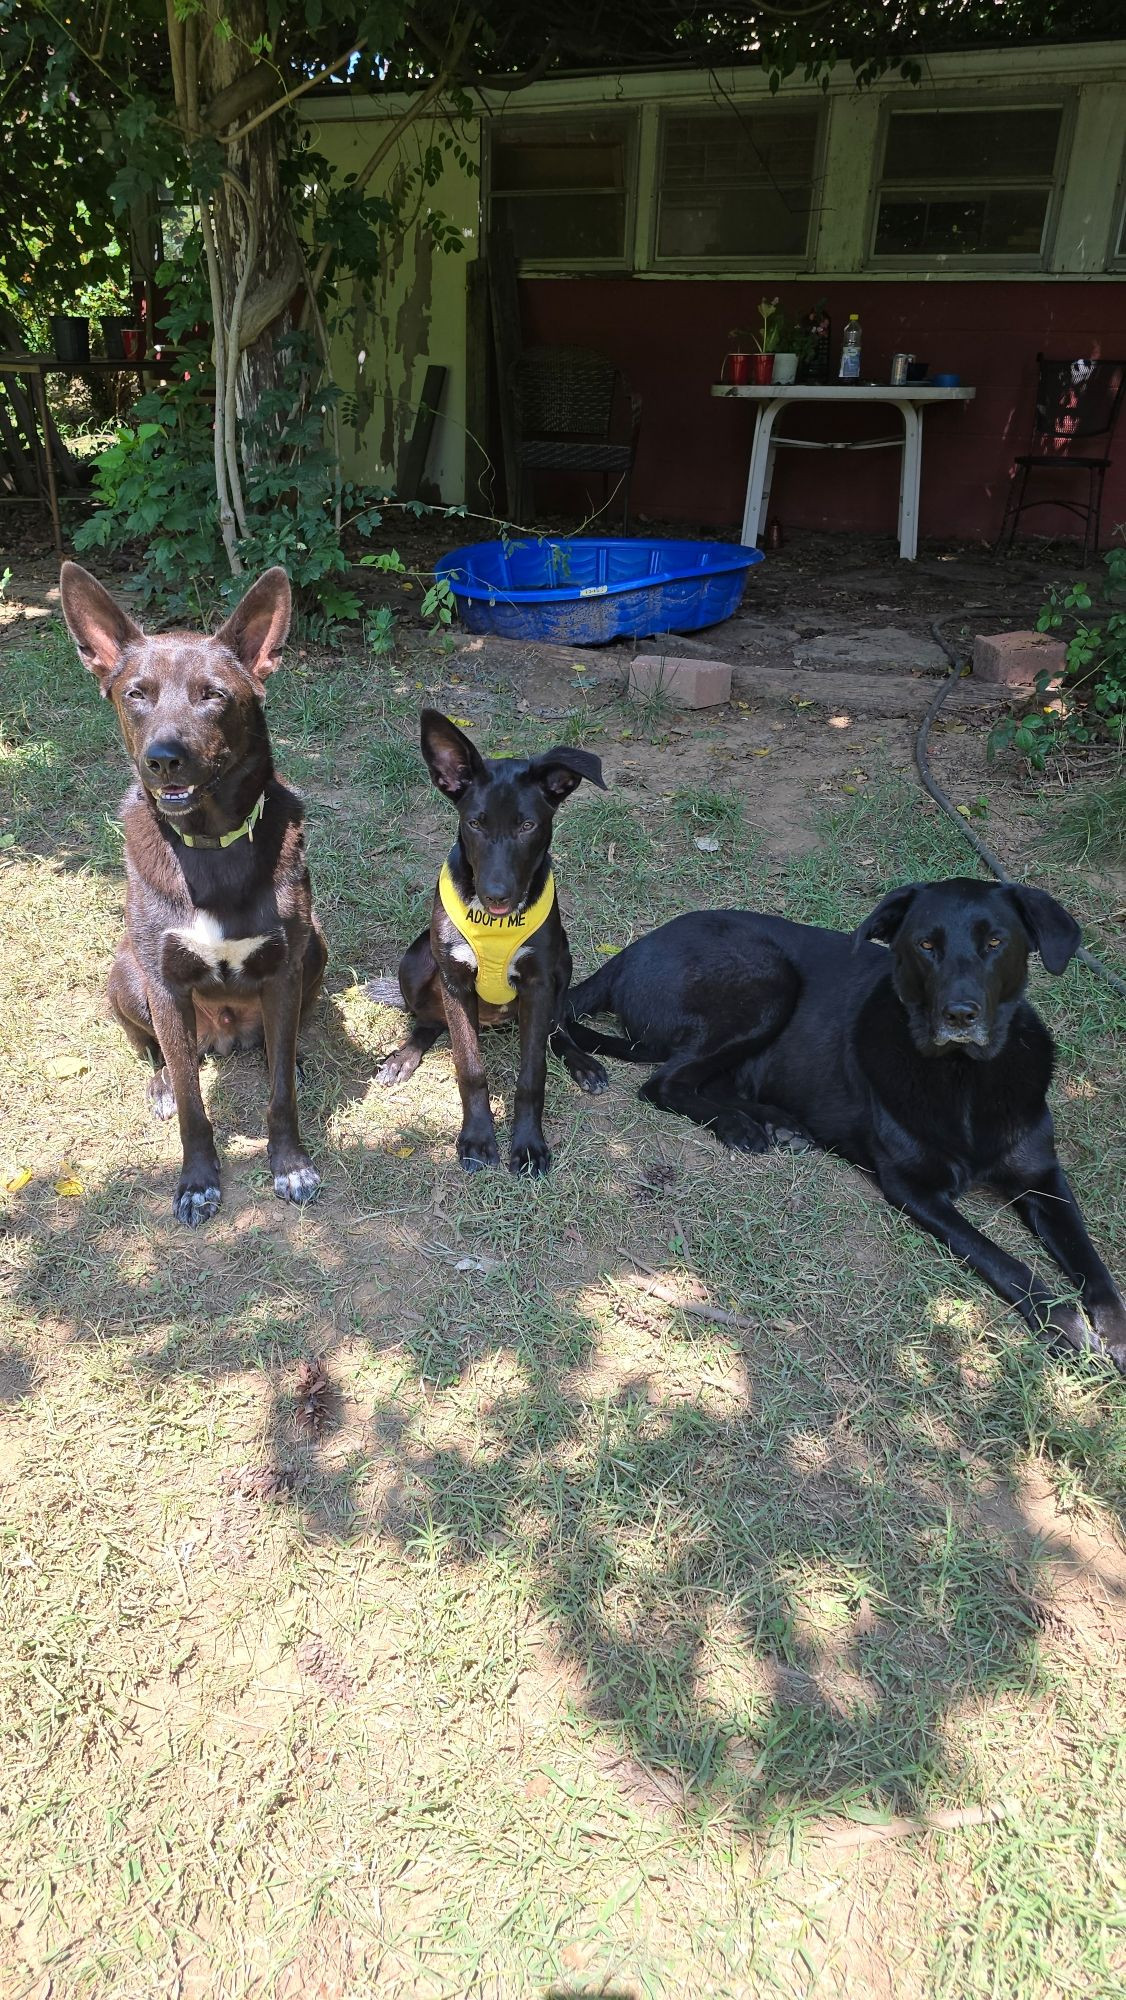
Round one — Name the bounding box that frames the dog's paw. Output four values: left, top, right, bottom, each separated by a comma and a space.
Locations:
1086, 1303, 1126, 1374
273, 1163, 322, 1206
566, 1052, 609, 1095
510, 1138, 552, 1177
376, 1046, 419, 1089
764, 1120, 814, 1154
458, 1132, 500, 1174
147, 1068, 177, 1121
173, 1179, 221, 1228
712, 1110, 770, 1154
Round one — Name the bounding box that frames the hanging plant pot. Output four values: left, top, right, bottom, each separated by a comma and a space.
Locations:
50, 316, 90, 365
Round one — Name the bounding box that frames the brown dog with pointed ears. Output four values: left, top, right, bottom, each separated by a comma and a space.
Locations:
59, 562, 326, 1226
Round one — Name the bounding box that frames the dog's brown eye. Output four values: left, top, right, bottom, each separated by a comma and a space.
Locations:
918, 938, 936, 953
125, 686, 147, 704
519, 819, 537, 833
986, 935, 1003, 951
466, 818, 483, 832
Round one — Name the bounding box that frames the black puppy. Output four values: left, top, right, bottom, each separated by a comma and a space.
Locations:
567, 878, 1126, 1365
59, 562, 326, 1226
374, 710, 608, 1174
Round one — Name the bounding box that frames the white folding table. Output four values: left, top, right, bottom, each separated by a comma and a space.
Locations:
710, 382, 976, 560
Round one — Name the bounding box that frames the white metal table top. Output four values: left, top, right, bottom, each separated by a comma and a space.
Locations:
710, 383, 976, 402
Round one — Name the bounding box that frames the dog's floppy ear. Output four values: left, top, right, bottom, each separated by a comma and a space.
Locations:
59, 561, 144, 691
214, 567, 291, 683
854, 882, 920, 949
527, 746, 607, 804
420, 709, 488, 800
1008, 883, 1081, 974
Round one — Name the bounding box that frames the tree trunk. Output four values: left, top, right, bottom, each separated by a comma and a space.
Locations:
198, 0, 305, 436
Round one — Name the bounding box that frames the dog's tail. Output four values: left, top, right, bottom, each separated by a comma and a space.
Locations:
363, 976, 408, 1010
565, 960, 650, 1063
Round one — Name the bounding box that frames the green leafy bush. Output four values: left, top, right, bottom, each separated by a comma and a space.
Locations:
988, 536, 1126, 772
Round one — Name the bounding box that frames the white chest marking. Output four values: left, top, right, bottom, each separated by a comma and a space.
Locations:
448, 936, 478, 972
173, 912, 271, 977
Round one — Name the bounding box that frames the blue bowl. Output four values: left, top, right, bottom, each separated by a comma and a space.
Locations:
434, 537, 764, 645
931, 372, 960, 387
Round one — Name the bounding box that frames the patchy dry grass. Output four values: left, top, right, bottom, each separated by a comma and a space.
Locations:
1, 613, 1125, 1999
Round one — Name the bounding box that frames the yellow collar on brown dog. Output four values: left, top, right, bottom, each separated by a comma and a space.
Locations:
438, 862, 555, 1005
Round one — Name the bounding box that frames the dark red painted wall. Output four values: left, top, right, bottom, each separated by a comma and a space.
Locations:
518, 278, 1126, 547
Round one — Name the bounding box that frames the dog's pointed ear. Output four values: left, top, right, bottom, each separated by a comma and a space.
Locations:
58, 561, 143, 691
214, 567, 291, 683
420, 709, 488, 800
1008, 883, 1081, 974
527, 746, 607, 805
854, 882, 920, 950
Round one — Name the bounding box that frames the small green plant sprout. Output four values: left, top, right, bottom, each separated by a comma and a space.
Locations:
988, 533, 1126, 773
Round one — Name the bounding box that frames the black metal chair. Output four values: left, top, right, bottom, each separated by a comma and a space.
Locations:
509, 346, 641, 532
997, 355, 1126, 562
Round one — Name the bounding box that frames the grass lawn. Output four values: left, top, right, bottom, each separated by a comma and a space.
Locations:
1, 607, 1125, 1999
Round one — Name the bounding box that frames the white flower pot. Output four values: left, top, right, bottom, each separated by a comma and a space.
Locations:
772, 352, 798, 386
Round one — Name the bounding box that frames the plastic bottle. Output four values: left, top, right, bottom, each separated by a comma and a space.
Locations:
838, 313, 862, 381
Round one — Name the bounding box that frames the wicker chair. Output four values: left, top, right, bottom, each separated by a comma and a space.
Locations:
997, 356, 1126, 562
509, 346, 641, 532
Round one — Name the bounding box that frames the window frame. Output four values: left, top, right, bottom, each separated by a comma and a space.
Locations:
865, 90, 1074, 273
483, 110, 640, 274
649, 99, 826, 273
1110, 140, 1126, 272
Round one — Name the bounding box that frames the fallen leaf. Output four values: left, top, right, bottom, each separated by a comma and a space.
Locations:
456, 1253, 501, 1274
5, 1168, 33, 1192
296, 1636, 357, 1703
450, 716, 474, 728
221, 1464, 296, 1503
0, 832, 16, 849
597, 942, 618, 955
48, 1055, 89, 1080
391, 1145, 415, 1158
695, 836, 720, 852
751, 746, 771, 756
54, 1169, 84, 1197
522, 1772, 551, 1801
294, 1358, 330, 1435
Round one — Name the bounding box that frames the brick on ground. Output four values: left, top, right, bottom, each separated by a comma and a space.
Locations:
629, 653, 732, 708
972, 630, 1066, 689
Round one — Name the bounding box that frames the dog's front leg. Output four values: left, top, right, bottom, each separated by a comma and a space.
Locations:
1002, 1160, 1126, 1371
441, 971, 499, 1171
510, 965, 556, 1176
261, 964, 321, 1204
147, 987, 222, 1227
878, 1167, 1097, 1356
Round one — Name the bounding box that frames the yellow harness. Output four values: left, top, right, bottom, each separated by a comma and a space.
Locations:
438, 861, 555, 1006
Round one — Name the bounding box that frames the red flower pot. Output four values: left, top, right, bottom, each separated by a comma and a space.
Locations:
721, 351, 753, 385
750, 353, 774, 384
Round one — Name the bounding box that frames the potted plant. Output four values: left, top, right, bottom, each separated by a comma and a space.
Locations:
748, 296, 782, 383
49, 310, 91, 365
771, 313, 799, 387
722, 328, 755, 386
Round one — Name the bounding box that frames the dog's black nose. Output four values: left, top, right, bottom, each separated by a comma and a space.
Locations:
145, 740, 187, 776
944, 1000, 981, 1028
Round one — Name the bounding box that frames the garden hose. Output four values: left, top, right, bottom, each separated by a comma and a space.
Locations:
917, 617, 1126, 1004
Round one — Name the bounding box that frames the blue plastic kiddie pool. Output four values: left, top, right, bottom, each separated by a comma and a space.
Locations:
434, 537, 764, 645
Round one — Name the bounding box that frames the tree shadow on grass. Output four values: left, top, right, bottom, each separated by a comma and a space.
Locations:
6, 1131, 1124, 1839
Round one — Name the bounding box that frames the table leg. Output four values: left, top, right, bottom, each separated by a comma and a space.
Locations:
741, 399, 782, 548
894, 399, 922, 561
27, 366, 64, 563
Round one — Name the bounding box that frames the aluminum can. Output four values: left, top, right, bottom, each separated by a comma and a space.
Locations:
890, 352, 913, 387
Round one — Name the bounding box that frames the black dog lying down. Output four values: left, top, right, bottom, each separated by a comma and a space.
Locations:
567, 878, 1126, 1367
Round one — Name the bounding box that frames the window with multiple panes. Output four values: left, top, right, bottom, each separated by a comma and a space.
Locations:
488, 116, 635, 266
871, 103, 1065, 262
655, 107, 821, 264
